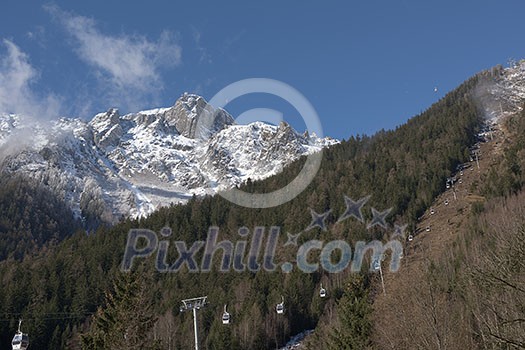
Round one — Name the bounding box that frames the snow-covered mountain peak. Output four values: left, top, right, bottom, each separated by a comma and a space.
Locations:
477, 60, 525, 121
0, 94, 338, 222
164, 93, 234, 139
91, 107, 120, 125
89, 108, 123, 150
0, 114, 17, 142
0, 113, 20, 128
178, 92, 204, 110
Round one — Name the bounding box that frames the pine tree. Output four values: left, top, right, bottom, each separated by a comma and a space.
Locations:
81, 268, 159, 350
329, 275, 372, 349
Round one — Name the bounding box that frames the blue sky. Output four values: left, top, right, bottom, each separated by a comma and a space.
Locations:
1, 0, 524, 140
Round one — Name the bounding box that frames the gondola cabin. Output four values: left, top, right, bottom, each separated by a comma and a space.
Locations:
276, 296, 285, 315
222, 305, 231, 325
319, 285, 327, 298
12, 320, 29, 350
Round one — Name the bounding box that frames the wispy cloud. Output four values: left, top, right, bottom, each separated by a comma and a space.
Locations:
192, 26, 211, 64
26, 25, 47, 48
45, 4, 182, 110
0, 39, 61, 119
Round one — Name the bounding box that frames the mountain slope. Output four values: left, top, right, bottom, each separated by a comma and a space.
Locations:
0, 66, 495, 349
370, 104, 525, 349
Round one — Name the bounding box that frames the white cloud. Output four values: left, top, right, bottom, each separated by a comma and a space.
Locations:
45, 4, 182, 109
0, 39, 61, 119
26, 25, 47, 45
192, 26, 211, 64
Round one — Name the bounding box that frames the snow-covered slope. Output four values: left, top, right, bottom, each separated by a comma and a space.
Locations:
476, 60, 525, 121
0, 93, 338, 222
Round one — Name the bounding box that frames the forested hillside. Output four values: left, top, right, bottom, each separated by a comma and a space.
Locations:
0, 173, 81, 261
0, 71, 490, 349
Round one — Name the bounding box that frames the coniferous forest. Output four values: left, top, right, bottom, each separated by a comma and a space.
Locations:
0, 69, 524, 349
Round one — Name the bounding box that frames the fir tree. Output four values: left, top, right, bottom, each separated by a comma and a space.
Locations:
81, 268, 159, 350
329, 275, 372, 350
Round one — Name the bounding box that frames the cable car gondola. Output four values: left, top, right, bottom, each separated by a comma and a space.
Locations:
12, 320, 29, 350
222, 304, 231, 325
373, 258, 381, 271
276, 296, 285, 315
319, 284, 327, 298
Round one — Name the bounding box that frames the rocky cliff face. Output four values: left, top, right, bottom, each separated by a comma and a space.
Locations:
164, 93, 234, 139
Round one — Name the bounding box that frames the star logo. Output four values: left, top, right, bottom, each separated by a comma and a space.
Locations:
305, 208, 331, 232
284, 232, 302, 247
367, 207, 392, 229
337, 195, 370, 223
390, 223, 407, 240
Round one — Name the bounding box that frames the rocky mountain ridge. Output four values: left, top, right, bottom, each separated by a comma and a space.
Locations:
0, 93, 337, 223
